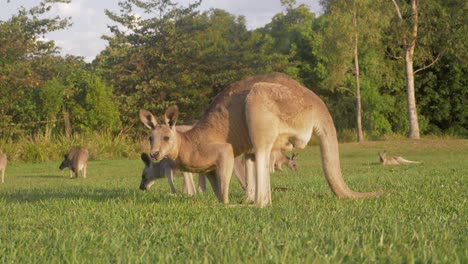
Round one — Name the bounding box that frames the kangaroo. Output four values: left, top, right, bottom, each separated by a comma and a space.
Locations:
271, 151, 298, 172
0, 151, 7, 183
59, 147, 89, 178
141, 124, 246, 194
140, 153, 206, 195
379, 151, 420, 165
140, 72, 382, 207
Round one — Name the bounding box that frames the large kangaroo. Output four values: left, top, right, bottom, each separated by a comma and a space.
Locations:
140, 153, 206, 195
379, 151, 420, 165
0, 151, 7, 183
59, 147, 89, 178
140, 72, 382, 207
270, 151, 298, 172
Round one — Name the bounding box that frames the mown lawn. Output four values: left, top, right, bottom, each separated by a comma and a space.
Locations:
0, 139, 466, 263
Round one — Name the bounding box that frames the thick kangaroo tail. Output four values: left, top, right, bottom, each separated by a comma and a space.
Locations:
315, 109, 383, 198
396, 157, 420, 164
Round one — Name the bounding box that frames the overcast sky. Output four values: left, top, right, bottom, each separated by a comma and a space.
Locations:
1, 0, 322, 62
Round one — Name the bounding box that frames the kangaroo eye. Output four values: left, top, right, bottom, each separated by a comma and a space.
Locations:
163, 136, 170, 141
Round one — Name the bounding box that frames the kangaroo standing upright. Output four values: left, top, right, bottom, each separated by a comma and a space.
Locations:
140, 72, 382, 207
0, 151, 7, 183
59, 147, 89, 178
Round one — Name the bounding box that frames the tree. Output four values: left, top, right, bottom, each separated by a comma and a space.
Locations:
392, 0, 460, 139
0, 1, 71, 137
321, 0, 390, 141
96, 0, 288, 129
390, 0, 421, 139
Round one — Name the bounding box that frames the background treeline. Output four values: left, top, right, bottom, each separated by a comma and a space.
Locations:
0, 0, 466, 162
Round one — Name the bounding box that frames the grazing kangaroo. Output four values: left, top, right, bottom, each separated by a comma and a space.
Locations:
379, 151, 420, 165
0, 151, 7, 183
271, 151, 298, 172
140, 153, 206, 195
141, 124, 245, 194
59, 147, 89, 178
140, 72, 382, 207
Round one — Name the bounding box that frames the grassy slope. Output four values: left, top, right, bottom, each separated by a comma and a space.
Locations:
0, 140, 466, 263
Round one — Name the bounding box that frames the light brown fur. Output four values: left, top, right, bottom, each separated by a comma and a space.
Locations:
140, 72, 382, 207
271, 151, 298, 172
379, 151, 420, 165
0, 151, 7, 183
59, 147, 89, 178
139, 153, 206, 195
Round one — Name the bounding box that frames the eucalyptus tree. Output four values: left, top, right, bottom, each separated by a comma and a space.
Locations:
320, 0, 390, 141
388, 0, 460, 139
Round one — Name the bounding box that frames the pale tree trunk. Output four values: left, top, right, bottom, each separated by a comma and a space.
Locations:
404, 49, 420, 138
353, 9, 364, 142
392, 0, 420, 139
63, 110, 71, 138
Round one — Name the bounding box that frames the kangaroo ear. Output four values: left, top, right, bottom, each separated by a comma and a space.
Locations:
164, 105, 179, 128
139, 109, 158, 129
141, 153, 152, 167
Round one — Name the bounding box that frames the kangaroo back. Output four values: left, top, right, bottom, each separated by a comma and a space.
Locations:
60, 147, 89, 178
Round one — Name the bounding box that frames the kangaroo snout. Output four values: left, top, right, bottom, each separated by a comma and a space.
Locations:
150, 151, 160, 160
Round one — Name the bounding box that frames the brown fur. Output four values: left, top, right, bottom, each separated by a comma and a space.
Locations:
140, 72, 382, 207
139, 153, 205, 195
379, 151, 420, 165
0, 151, 7, 183
59, 147, 89, 178
271, 151, 298, 172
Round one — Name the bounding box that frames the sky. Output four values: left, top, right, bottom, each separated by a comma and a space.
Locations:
1, 0, 322, 62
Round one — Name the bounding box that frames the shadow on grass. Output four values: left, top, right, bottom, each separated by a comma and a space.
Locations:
18, 175, 65, 179
1, 187, 142, 203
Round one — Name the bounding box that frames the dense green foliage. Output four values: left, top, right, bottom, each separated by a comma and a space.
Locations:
0, 140, 466, 262
0, 0, 467, 141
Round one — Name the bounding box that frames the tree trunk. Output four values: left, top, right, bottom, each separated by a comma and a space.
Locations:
353, 10, 364, 142
405, 0, 420, 139
404, 50, 420, 139
63, 110, 71, 138
392, 0, 420, 139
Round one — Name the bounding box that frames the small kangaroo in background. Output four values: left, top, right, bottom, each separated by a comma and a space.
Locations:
140, 153, 205, 195
0, 151, 7, 183
59, 147, 89, 178
379, 151, 420, 165
270, 151, 298, 172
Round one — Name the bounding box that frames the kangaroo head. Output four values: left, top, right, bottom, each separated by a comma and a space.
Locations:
288, 153, 299, 171
139, 106, 179, 161
59, 154, 70, 170
140, 153, 157, 191
378, 151, 387, 163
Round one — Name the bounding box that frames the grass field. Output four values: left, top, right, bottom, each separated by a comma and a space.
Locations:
0, 139, 466, 263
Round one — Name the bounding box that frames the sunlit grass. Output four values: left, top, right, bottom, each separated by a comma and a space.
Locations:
0, 139, 466, 263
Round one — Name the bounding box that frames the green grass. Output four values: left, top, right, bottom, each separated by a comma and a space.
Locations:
0, 139, 466, 263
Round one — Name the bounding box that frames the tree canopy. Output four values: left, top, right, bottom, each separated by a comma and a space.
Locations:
1, 0, 466, 139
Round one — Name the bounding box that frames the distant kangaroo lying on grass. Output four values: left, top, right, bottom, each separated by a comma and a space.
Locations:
270, 151, 298, 172
0, 151, 7, 183
378, 151, 420, 165
59, 147, 89, 178
140, 72, 382, 207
